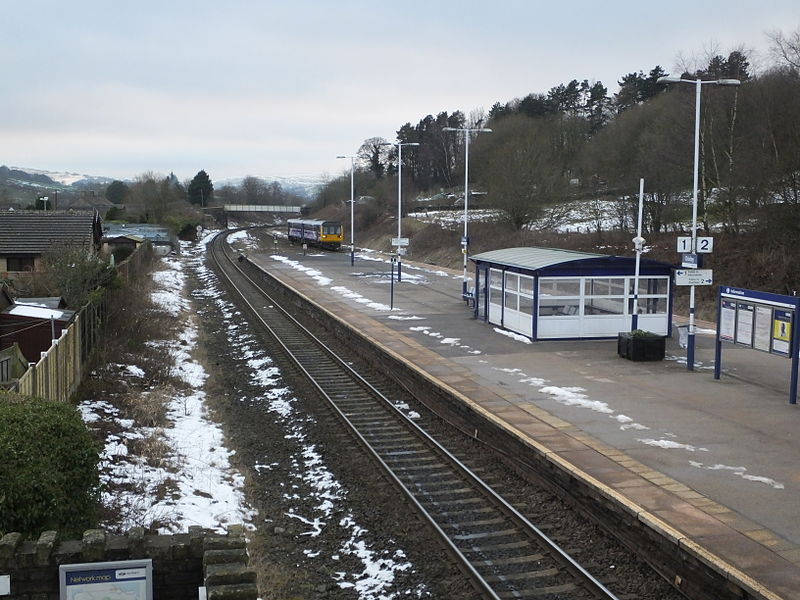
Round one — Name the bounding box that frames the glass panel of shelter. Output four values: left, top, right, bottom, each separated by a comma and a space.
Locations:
539, 276, 669, 318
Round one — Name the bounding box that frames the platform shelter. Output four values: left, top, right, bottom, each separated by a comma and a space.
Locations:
470, 247, 675, 340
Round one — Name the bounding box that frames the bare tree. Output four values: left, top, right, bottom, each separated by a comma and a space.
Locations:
474, 115, 565, 230
768, 27, 800, 71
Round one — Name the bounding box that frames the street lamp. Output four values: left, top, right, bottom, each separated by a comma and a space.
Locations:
443, 126, 492, 297
336, 154, 356, 266
380, 141, 419, 282
658, 74, 740, 371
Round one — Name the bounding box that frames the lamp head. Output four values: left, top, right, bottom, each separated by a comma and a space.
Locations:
717, 78, 741, 87
657, 75, 683, 84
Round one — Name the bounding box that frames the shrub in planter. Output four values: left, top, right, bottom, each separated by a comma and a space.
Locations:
0, 393, 101, 537
618, 330, 666, 361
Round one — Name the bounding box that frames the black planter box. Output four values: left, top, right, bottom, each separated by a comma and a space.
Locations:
618, 331, 665, 361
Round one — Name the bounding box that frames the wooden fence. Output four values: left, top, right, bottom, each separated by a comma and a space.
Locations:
14, 242, 154, 402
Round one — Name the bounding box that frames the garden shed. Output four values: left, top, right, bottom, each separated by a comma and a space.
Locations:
470, 247, 675, 340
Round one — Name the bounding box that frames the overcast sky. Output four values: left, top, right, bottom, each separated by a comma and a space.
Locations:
2, 1, 797, 184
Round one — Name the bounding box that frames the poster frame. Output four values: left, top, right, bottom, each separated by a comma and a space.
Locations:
59, 559, 153, 600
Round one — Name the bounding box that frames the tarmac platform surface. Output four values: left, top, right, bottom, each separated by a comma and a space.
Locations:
243, 242, 800, 600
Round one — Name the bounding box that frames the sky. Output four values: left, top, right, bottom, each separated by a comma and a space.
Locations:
2, 1, 797, 184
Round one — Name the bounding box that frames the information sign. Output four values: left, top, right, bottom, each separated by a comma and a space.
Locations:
681, 253, 698, 268
676, 236, 692, 253
696, 237, 714, 253
716, 286, 800, 404
735, 302, 754, 345
60, 560, 152, 600
773, 310, 792, 356
754, 305, 773, 352
676, 236, 714, 253
675, 269, 713, 286
719, 299, 736, 342
391, 237, 409, 247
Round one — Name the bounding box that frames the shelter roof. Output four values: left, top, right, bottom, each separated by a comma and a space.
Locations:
470, 246, 674, 272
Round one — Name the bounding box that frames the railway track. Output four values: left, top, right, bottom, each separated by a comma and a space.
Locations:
209, 230, 621, 600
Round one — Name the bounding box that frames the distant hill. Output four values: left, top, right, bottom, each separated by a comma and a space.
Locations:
2, 166, 116, 188
0, 165, 59, 187
2, 166, 323, 200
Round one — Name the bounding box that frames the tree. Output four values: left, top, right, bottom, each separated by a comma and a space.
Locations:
768, 26, 800, 71
358, 137, 390, 179
42, 242, 116, 308
473, 115, 566, 230
105, 180, 129, 204
240, 176, 268, 204
125, 172, 184, 224
614, 66, 668, 113
187, 170, 213, 206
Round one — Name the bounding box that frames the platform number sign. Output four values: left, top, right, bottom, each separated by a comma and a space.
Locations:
677, 236, 714, 253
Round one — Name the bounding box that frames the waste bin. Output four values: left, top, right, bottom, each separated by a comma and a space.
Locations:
677, 325, 689, 349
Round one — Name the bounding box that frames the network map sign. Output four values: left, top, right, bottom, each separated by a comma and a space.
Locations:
59, 559, 153, 600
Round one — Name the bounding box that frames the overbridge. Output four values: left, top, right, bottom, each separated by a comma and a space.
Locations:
223, 204, 303, 213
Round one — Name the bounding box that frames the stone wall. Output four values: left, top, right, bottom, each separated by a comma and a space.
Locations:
0, 525, 256, 600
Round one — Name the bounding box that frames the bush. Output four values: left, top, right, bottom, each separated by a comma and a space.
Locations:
0, 393, 100, 538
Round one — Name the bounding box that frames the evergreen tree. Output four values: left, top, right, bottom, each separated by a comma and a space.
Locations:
187, 170, 213, 206
105, 180, 129, 204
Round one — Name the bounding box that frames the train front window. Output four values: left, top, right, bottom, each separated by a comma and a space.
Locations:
323, 223, 341, 235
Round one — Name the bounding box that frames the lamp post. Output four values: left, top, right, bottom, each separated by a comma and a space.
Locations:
381, 141, 419, 281
658, 74, 740, 371
443, 126, 492, 297
336, 154, 356, 266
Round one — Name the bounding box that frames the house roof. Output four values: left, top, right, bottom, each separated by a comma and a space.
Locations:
471, 246, 675, 274
0, 210, 101, 255
2, 304, 75, 322
103, 234, 145, 243
15, 297, 68, 309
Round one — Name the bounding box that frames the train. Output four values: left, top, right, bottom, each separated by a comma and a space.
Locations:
287, 218, 344, 250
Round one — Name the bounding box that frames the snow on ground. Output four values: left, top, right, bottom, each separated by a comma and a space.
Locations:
80, 241, 254, 533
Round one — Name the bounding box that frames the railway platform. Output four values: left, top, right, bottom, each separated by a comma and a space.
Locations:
242, 241, 800, 600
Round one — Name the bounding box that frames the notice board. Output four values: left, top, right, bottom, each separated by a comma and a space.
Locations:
716, 285, 800, 404
59, 559, 153, 600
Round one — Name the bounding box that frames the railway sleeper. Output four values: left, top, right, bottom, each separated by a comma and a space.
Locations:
470, 553, 546, 567
452, 528, 520, 541
441, 516, 506, 529
484, 567, 560, 582
498, 582, 578, 598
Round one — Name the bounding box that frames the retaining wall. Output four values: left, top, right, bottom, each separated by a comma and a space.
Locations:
0, 525, 256, 600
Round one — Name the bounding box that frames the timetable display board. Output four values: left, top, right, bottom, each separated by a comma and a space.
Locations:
718, 287, 796, 356
59, 560, 153, 600
773, 309, 793, 356
715, 285, 800, 405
